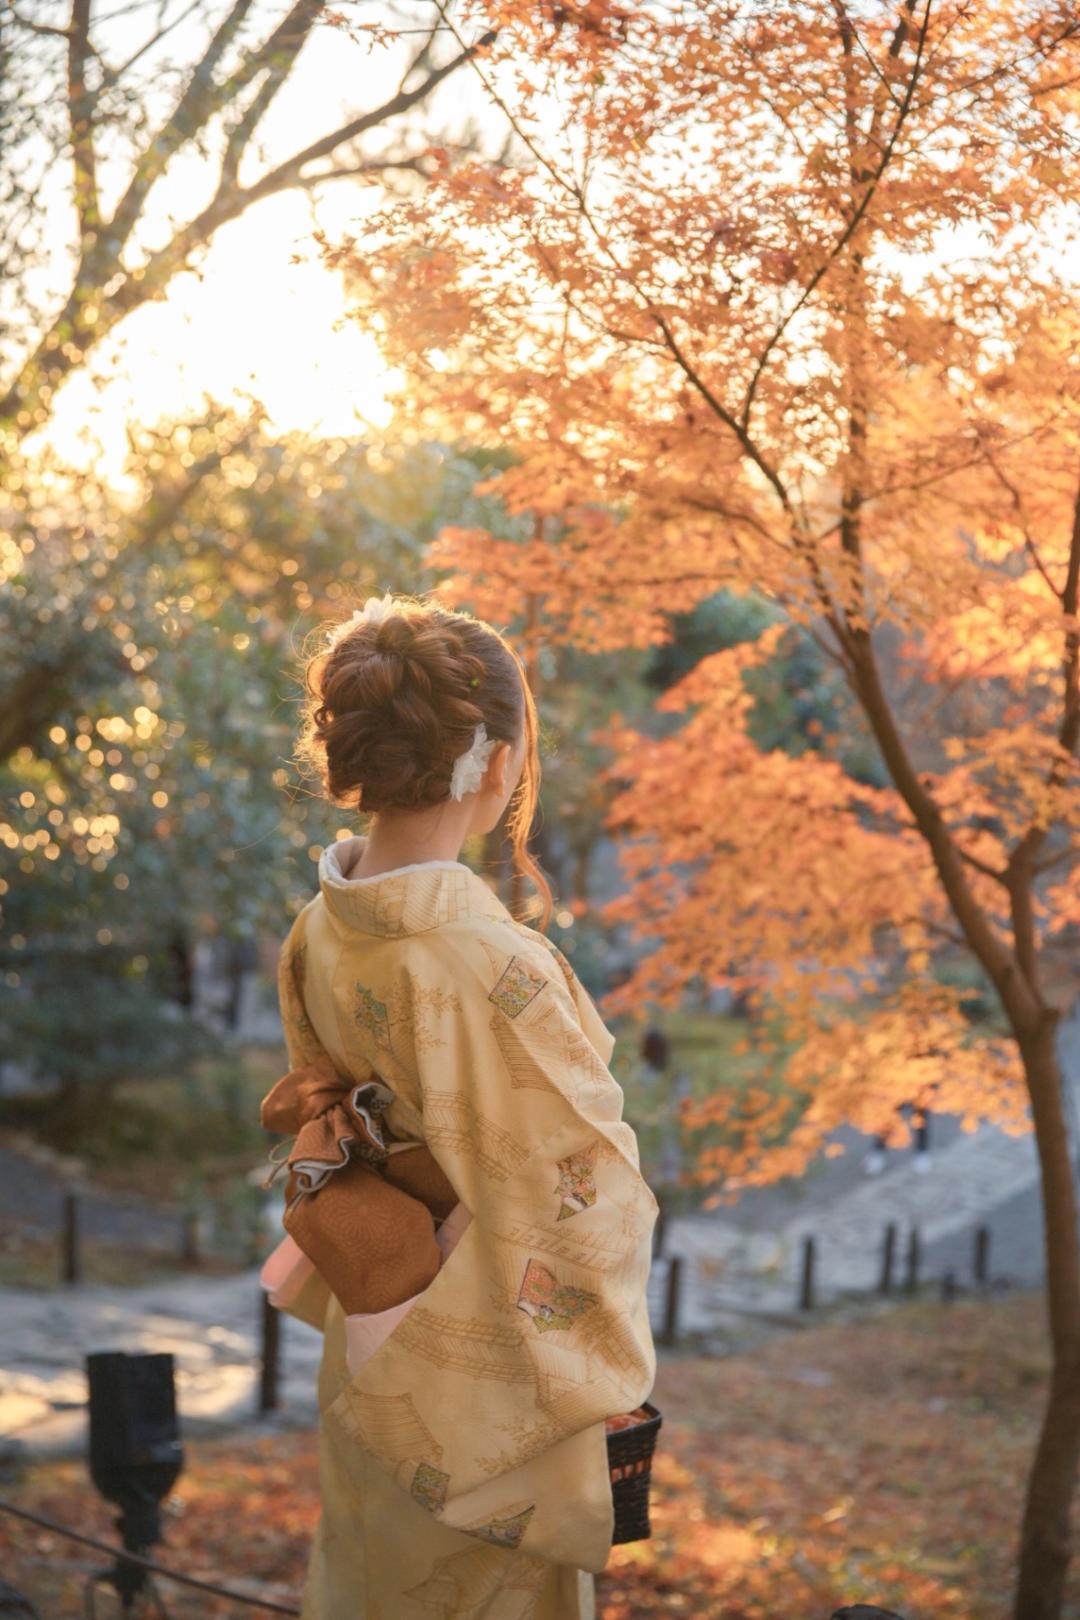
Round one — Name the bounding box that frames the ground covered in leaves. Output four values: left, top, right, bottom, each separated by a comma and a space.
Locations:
0, 1291, 1069, 1619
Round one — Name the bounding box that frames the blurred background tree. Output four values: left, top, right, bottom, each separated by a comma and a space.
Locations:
0, 0, 499, 1122
0, 0, 492, 443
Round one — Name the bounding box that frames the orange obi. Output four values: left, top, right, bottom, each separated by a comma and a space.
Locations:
260, 1055, 460, 1317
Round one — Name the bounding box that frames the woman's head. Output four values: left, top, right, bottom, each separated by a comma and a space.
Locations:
297, 593, 551, 928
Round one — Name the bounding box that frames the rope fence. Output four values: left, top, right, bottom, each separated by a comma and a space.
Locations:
0, 1497, 301, 1616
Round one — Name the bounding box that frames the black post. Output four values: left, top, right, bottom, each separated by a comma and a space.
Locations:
904, 1225, 921, 1295
941, 1270, 957, 1303
259, 1293, 281, 1413
974, 1225, 990, 1289
180, 1208, 199, 1267
879, 1222, 897, 1295
61, 1191, 80, 1285
86, 1351, 183, 1616
660, 1255, 682, 1347
799, 1235, 816, 1311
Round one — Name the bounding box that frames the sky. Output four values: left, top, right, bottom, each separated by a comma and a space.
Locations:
19, 1, 494, 483
17, 0, 1078, 490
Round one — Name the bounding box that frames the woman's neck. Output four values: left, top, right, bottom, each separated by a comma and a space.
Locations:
349, 820, 469, 878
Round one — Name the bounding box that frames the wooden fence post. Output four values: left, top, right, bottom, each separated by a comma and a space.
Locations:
61, 1191, 80, 1286
180, 1208, 199, 1266
259, 1294, 281, 1413
799, 1235, 816, 1311
660, 1255, 682, 1347
904, 1225, 921, 1295
879, 1222, 897, 1295
974, 1225, 990, 1289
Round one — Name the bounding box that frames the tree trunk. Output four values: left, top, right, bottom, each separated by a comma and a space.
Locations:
169, 928, 195, 1010
1014, 1011, 1080, 1620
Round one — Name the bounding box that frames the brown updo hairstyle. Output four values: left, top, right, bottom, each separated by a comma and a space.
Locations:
297, 593, 553, 931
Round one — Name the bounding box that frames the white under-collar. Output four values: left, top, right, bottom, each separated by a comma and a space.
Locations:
318, 834, 510, 937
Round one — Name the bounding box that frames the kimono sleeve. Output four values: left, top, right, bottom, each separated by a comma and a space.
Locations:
324, 925, 659, 1574
264, 912, 334, 1334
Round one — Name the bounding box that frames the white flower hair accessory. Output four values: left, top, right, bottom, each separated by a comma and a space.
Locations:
449, 722, 499, 801
325, 592, 397, 649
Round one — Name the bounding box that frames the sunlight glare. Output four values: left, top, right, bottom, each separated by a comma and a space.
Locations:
37, 189, 402, 490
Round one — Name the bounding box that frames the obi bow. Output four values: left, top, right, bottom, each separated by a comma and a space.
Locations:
259, 1055, 461, 1315
260, 1053, 397, 1198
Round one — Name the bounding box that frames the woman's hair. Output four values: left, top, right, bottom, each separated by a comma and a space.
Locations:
296, 593, 552, 930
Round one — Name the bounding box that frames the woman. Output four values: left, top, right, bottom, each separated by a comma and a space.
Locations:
262, 592, 658, 1619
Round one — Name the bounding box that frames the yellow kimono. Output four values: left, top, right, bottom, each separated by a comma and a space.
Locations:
272, 834, 658, 1619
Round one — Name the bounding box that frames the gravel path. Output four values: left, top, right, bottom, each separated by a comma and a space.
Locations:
0, 1270, 323, 1458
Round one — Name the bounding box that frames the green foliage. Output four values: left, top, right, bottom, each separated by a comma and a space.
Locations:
0, 419, 471, 1098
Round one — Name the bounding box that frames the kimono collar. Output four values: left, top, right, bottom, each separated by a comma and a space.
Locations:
318, 833, 514, 938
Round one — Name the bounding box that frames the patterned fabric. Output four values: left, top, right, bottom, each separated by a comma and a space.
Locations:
488, 955, 549, 1020
271, 834, 657, 1619
353, 982, 392, 1047
411, 1461, 451, 1513
554, 1142, 600, 1221
515, 1258, 599, 1334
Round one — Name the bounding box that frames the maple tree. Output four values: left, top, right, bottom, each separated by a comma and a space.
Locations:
327, 3, 1080, 1617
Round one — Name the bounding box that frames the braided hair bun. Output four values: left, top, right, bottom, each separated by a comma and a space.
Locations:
295, 594, 552, 926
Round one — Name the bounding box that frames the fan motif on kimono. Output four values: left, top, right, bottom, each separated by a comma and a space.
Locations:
515, 1258, 598, 1334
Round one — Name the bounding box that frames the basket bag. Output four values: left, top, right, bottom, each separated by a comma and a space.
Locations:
605, 1401, 663, 1543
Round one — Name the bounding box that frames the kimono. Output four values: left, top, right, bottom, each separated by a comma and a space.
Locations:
266, 833, 658, 1620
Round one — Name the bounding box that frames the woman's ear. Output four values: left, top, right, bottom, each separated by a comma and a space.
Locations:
486, 740, 512, 795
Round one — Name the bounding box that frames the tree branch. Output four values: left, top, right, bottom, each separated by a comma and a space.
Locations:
395, 15, 442, 96
107, 0, 262, 251
739, 0, 932, 433
9, 10, 72, 38
822, 2, 1044, 1033
218, 0, 325, 191
975, 425, 1065, 601
101, 0, 206, 89
292, 155, 432, 188
236, 27, 493, 207
113, 26, 495, 298
0, 6, 489, 435
67, 0, 99, 249
957, 846, 1009, 884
